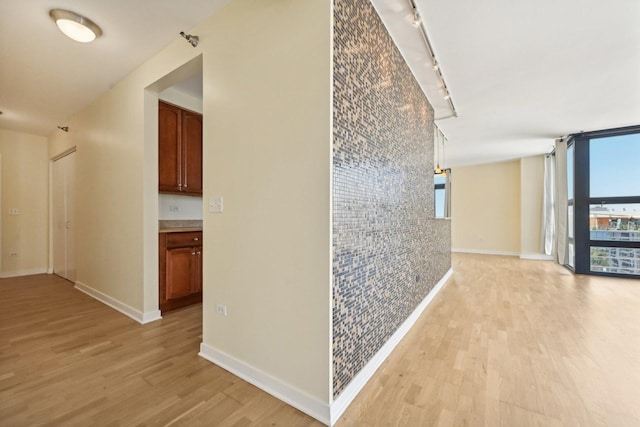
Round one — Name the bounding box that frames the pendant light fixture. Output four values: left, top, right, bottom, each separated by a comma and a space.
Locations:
434, 126, 444, 175
49, 9, 102, 43
441, 134, 447, 177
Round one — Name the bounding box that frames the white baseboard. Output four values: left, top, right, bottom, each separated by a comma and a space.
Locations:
0, 268, 48, 278
198, 268, 454, 426
519, 253, 555, 261
329, 268, 453, 425
199, 344, 330, 425
452, 248, 520, 257
74, 281, 162, 324
451, 248, 555, 261
141, 310, 163, 323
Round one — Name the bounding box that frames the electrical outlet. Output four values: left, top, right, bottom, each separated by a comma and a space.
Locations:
9, 252, 18, 257
169, 204, 180, 212
216, 304, 228, 317
209, 197, 223, 213
8, 208, 19, 215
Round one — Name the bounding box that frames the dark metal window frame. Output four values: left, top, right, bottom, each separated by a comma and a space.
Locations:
570, 124, 640, 278
567, 140, 576, 271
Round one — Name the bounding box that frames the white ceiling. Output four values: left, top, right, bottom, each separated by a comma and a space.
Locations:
171, 71, 204, 100
0, 0, 225, 136
372, 0, 640, 166
2, 0, 639, 167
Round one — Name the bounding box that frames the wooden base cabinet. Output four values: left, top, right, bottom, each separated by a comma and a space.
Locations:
159, 231, 202, 313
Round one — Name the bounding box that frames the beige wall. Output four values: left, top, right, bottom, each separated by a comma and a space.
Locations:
48, 18, 208, 317
49, 79, 151, 313
200, 0, 331, 404
451, 160, 522, 254
0, 129, 49, 277
520, 155, 545, 257
452, 156, 548, 258
48, 0, 330, 407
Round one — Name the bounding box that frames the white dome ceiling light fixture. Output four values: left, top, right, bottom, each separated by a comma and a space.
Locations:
49, 9, 102, 43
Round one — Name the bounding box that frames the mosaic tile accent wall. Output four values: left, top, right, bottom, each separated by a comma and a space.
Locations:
333, 0, 452, 397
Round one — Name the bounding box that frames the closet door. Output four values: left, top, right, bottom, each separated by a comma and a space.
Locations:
52, 151, 76, 282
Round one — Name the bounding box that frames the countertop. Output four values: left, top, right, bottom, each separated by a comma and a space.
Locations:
159, 220, 202, 233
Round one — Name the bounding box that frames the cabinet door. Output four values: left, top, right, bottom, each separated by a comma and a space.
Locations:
158, 101, 182, 192
181, 110, 203, 195
165, 246, 196, 300
193, 246, 203, 292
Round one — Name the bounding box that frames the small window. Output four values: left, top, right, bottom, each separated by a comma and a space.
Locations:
434, 174, 447, 218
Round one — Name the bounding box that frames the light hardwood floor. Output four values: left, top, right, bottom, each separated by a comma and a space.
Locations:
1, 254, 638, 426
0, 274, 323, 426
338, 254, 640, 427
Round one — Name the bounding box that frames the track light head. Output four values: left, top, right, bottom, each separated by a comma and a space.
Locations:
412, 9, 422, 28
180, 31, 199, 47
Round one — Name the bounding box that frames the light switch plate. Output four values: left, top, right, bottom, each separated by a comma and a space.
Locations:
209, 196, 223, 213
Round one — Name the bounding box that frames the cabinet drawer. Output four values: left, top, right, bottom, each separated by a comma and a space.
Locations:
166, 232, 202, 248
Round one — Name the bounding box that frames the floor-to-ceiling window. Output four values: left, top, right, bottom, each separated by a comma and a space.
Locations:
567, 141, 576, 269
571, 125, 640, 277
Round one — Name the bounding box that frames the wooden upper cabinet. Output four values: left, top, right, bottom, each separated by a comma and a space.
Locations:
159, 102, 181, 192
158, 101, 202, 195
181, 110, 203, 195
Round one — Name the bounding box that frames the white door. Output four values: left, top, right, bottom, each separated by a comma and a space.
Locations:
52, 151, 76, 282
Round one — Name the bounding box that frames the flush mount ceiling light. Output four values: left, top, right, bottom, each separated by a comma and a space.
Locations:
49, 9, 102, 43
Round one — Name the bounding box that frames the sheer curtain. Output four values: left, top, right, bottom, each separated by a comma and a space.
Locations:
543, 154, 556, 255
554, 139, 568, 265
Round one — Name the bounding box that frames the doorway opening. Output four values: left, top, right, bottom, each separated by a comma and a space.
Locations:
143, 55, 203, 318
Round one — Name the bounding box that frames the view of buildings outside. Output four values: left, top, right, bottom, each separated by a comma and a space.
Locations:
588, 132, 640, 276
589, 204, 640, 275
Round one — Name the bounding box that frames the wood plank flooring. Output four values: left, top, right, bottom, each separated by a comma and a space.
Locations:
1, 254, 639, 426
337, 254, 640, 427
0, 274, 322, 426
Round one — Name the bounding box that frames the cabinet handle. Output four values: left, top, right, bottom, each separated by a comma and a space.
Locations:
197, 252, 201, 255
193, 237, 199, 241
192, 252, 196, 255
